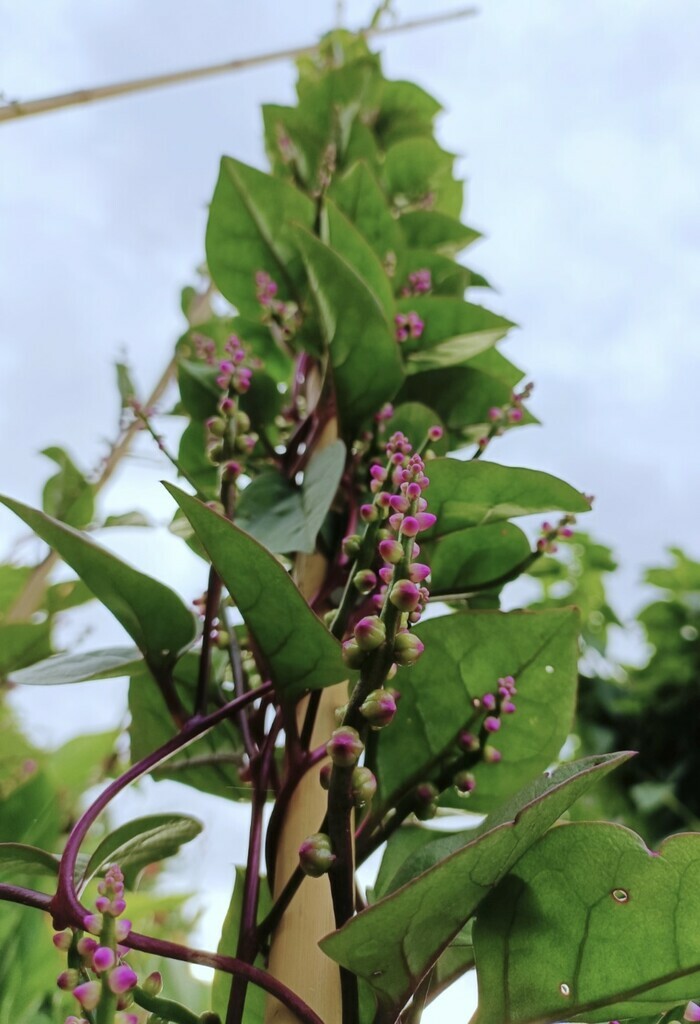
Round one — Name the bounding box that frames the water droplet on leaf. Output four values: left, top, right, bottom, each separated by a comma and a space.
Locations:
545, 665, 554, 674
611, 888, 629, 903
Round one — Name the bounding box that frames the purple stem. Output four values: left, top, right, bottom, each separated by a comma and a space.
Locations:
264, 744, 328, 887
0, 884, 324, 1024
51, 683, 273, 929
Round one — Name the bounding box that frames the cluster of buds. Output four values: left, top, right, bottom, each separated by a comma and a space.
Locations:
537, 515, 575, 554
255, 270, 301, 342
54, 864, 139, 1023
394, 310, 425, 343
215, 335, 253, 395
457, 675, 518, 767
476, 381, 534, 453
205, 337, 258, 469
401, 267, 432, 297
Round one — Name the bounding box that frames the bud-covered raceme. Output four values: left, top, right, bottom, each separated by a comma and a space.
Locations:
359, 689, 397, 729
326, 727, 364, 767
351, 766, 377, 808
299, 833, 335, 877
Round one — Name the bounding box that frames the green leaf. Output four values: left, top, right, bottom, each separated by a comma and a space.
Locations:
0, 621, 52, 676
165, 485, 352, 698
293, 227, 404, 435
375, 80, 442, 147
397, 296, 514, 370
212, 867, 272, 1022
177, 359, 220, 420
0, 843, 59, 878
321, 753, 629, 1015
82, 814, 203, 889
395, 248, 478, 298
383, 136, 462, 217
236, 441, 346, 555
0, 495, 198, 672
101, 511, 151, 528
47, 730, 119, 810
206, 156, 315, 317
329, 161, 404, 264
375, 608, 580, 813
115, 362, 136, 408
129, 655, 246, 801
8, 646, 142, 686
388, 403, 448, 457
399, 210, 480, 256
41, 447, 94, 529
472, 821, 700, 1024
423, 459, 591, 532
0, 566, 32, 619
426, 521, 531, 598
324, 199, 394, 319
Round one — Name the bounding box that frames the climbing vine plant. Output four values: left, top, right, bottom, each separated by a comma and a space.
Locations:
1, 25, 699, 1024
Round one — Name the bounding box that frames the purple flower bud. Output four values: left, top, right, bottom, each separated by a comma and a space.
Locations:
388, 512, 404, 531
415, 512, 437, 532
360, 689, 397, 728
488, 407, 503, 421
360, 503, 378, 522
73, 980, 101, 1010
379, 538, 404, 564
76, 936, 98, 958
352, 569, 377, 595
684, 1001, 700, 1022
389, 494, 409, 513
93, 946, 116, 972
502, 701, 517, 714
453, 770, 476, 796
458, 731, 479, 752
378, 565, 394, 584
389, 580, 420, 612
108, 964, 138, 995
370, 464, 387, 482
427, 425, 443, 441
57, 969, 80, 991
414, 781, 439, 820
299, 833, 335, 877
484, 716, 501, 732
508, 407, 523, 423
341, 638, 367, 669
351, 766, 377, 808
400, 516, 420, 537
408, 562, 431, 583
393, 631, 425, 666
53, 930, 73, 951
482, 693, 496, 710
319, 763, 332, 790
83, 913, 103, 936
354, 615, 386, 651
326, 727, 364, 767
115, 919, 132, 942
483, 745, 502, 763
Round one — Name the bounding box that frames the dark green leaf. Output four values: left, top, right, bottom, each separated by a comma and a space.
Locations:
0, 621, 52, 676
0, 843, 59, 878
388, 403, 448, 456
0, 495, 198, 672
101, 511, 151, 528
375, 80, 442, 147
426, 521, 531, 597
399, 210, 480, 256
376, 608, 580, 813
397, 296, 514, 370
294, 227, 404, 435
472, 821, 700, 1024
8, 646, 142, 686
324, 199, 394, 318
41, 447, 94, 529
329, 161, 404, 264
165, 485, 351, 697
236, 441, 345, 554
177, 360, 220, 421
82, 814, 203, 889
322, 753, 629, 1014
383, 137, 462, 217
47, 730, 119, 810
206, 157, 315, 317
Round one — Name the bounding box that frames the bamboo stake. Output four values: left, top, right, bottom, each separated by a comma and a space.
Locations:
0, 7, 477, 125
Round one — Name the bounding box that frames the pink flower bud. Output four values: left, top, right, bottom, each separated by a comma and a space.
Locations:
57, 969, 80, 991
415, 512, 437, 532
108, 964, 138, 995
389, 494, 409, 513
408, 562, 431, 583
143, 971, 163, 996
341, 638, 366, 669
482, 693, 496, 710
684, 1001, 700, 1021
115, 919, 132, 942
352, 569, 377, 595
379, 538, 404, 564
389, 580, 420, 612
73, 980, 101, 1010
299, 833, 335, 877
326, 727, 364, 767
93, 946, 116, 972
453, 770, 476, 795
360, 503, 378, 522
427, 425, 443, 441
351, 766, 377, 808
483, 745, 502, 763
76, 936, 98, 958
400, 516, 419, 537
360, 689, 397, 728
484, 716, 501, 732
53, 930, 72, 951
393, 631, 425, 666
502, 701, 517, 714
354, 615, 387, 651
83, 913, 103, 936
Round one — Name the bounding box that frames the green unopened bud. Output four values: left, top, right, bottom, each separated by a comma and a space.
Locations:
215, 630, 230, 649
393, 631, 425, 666
453, 770, 476, 796
235, 410, 251, 433
342, 534, 362, 558
207, 417, 227, 437
354, 615, 386, 651
341, 638, 367, 669
359, 688, 397, 729
334, 703, 349, 726
327, 727, 364, 767
351, 766, 377, 808
352, 569, 377, 595
143, 972, 163, 997
323, 610, 336, 627
414, 781, 439, 820
299, 833, 335, 877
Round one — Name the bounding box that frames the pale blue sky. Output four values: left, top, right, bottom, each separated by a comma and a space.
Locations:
1, 2, 699, 1018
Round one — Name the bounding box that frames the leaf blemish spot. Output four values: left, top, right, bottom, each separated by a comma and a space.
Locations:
545, 664, 554, 674
611, 888, 629, 903
559, 983, 571, 997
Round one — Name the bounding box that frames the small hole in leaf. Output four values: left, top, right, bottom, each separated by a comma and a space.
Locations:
545, 665, 554, 674
559, 983, 570, 996
611, 888, 629, 903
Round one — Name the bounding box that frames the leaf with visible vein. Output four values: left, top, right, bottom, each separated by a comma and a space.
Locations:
165, 485, 351, 697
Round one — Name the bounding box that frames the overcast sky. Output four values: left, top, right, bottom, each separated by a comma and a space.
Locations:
2, 1, 699, 1018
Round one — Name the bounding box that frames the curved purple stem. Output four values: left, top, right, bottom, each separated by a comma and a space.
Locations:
0, 884, 324, 1024
52, 682, 273, 928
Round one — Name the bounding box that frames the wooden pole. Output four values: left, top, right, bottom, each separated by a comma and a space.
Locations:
0, 7, 477, 125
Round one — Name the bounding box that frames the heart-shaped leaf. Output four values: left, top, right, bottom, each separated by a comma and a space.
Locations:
397, 296, 514, 372
329, 161, 404, 263
165, 485, 351, 697
375, 608, 580, 813
321, 753, 629, 1016
472, 821, 700, 1024
0, 496, 197, 672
